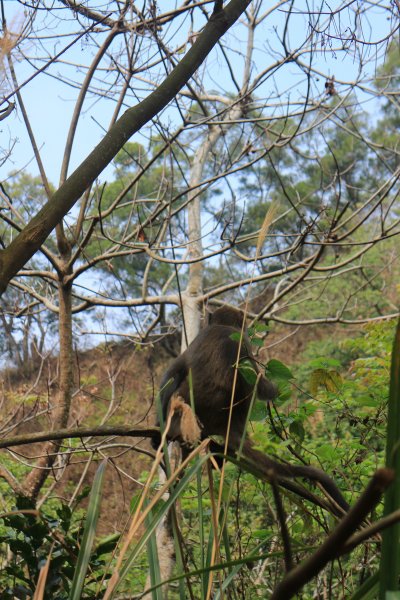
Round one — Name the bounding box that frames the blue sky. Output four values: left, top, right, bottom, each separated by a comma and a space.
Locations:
0, 0, 396, 188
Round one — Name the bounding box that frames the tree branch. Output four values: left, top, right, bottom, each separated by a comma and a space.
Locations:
270, 468, 395, 600
0, 425, 160, 449
0, 0, 251, 296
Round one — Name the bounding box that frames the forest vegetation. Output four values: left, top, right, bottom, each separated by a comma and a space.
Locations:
1, 1, 400, 598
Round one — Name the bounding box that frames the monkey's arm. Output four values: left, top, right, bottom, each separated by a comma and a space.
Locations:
257, 375, 278, 401
158, 354, 188, 422
151, 354, 188, 450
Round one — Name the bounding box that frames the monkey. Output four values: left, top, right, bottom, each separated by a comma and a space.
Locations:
153, 305, 349, 513
154, 306, 277, 440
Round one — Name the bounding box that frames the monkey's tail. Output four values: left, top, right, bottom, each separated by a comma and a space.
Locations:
289, 463, 349, 512
237, 439, 349, 513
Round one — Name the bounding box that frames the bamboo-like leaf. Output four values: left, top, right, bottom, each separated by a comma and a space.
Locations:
111, 454, 210, 597
195, 462, 207, 597
221, 519, 240, 600
145, 501, 163, 600
143, 540, 283, 598
349, 572, 379, 600
203, 507, 217, 598
379, 317, 400, 598
214, 563, 243, 600
68, 459, 107, 600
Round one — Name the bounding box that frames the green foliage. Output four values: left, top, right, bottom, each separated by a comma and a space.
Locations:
266, 358, 294, 403
295, 321, 393, 508
266, 358, 294, 381
238, 358, 258, 386
0, 479, 118, 599
1, 319, 393, 598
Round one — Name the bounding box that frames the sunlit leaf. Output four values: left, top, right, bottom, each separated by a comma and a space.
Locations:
266, 359, 294, 380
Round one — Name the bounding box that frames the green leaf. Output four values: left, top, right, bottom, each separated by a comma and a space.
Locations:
250, 400, 268, 421
289, 420, 305, 443
239, 359, 257, 385
15, 496, 36, 511
266, 359, 294, 381
145, 500, 163, 600
9, 538, 34, 560
56, 504, 72, 532
253, 528, 272, 540
309, 357, 341, 369
253, 322, 269, 333
221, 481, 231, 503
230, 332, 241, 341
3, 514, 26, 531
68, 459, 107, 600
56, 504, 72, 522
130, 492, 141, 513
74, 486, 91, 505
315, 444, 336, 461
276, 380, 292, 402
356, 396, 379, 407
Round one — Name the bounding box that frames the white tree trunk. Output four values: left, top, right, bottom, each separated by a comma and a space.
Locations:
148, 32, 252, 590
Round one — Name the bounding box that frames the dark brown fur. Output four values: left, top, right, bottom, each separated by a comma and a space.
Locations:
154, 306, 348, 512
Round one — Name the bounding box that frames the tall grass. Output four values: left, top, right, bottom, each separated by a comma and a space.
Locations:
379, 317, 400, 598
69, 459, 107, 600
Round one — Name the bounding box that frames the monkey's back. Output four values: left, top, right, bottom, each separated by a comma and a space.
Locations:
176, 324, 252, 437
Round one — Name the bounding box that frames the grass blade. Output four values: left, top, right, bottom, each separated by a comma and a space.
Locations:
379, 317, 400, 598
69, 459, 107, 600
110, 453, 209, 598
145, 501, 163, 600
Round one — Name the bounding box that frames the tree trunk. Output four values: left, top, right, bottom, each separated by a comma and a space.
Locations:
147, 55, 249, 598
0, 0, 252, 296
23, 272, 73, 500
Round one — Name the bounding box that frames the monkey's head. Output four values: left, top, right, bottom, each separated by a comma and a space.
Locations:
208, 306, 245, 329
